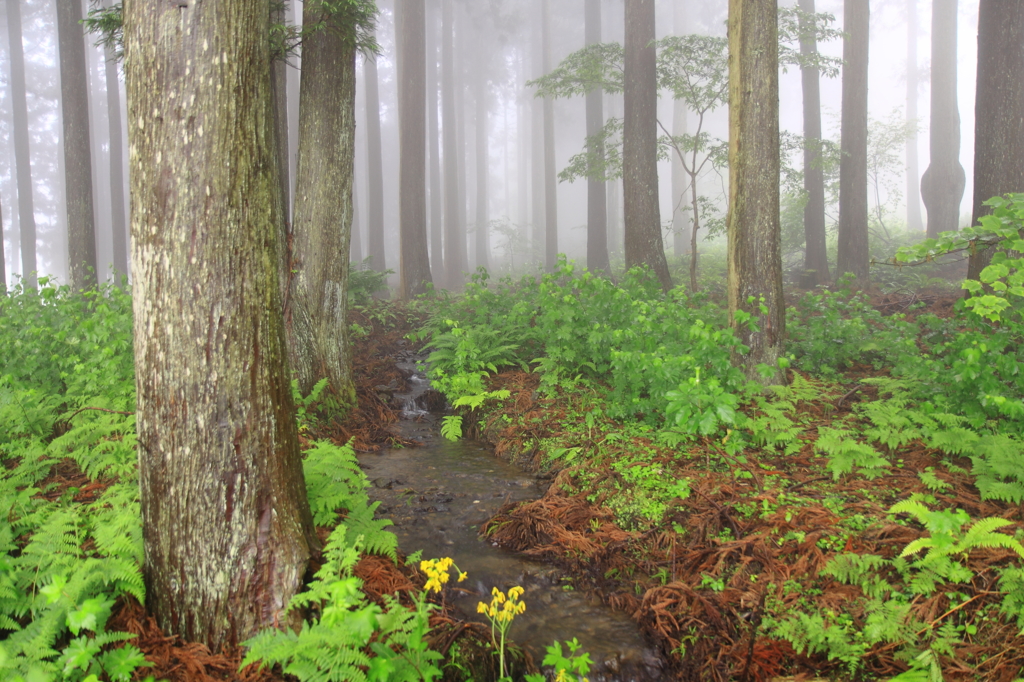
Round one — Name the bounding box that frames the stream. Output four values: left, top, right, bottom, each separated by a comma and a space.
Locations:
356, 353, 663, 681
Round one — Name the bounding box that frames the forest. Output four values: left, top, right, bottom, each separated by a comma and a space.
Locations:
1, 0, 1023, 681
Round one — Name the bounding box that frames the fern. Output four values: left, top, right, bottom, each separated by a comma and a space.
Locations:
439, 415, 463, 442
303, 440, 397, 561
821, 554, 893, 599
815, 427, 889, 479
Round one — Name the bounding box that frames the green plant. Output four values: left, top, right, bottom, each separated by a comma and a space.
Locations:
524, 638, 593, 682
242, 526, 442, 682
475, 586, 527, 680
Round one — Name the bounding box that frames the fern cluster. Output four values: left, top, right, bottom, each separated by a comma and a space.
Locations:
241, 526, 442, 682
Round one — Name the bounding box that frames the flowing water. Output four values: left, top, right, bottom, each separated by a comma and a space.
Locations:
356, 355, 663, 681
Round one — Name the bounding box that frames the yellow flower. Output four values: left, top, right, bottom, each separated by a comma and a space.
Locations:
457, 571, 468, 582
476, 602, 488, 614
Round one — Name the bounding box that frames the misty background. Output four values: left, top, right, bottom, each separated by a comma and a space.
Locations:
0, 0, 981, 287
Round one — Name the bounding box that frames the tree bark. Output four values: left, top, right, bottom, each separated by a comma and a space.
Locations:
966, 2, 1024, 281
798, 0, 829, 287
364, 45, 387, 272
271, 0, 290, 229
623, 0, 672, 290
541, 0, 558, 271
396, 0, 432, 298
103, 0, 128, 281
123, 0, 316, 651
585, 0, 610, 273
441, 0, 466, 287
905, 0, 923, 233
286, 2, 358, 409
835, 0, 870, 282
920, 0, 966, 238
727, 0, 785, 384
474, 32, 489, 271
671, 0, 691, 261
427, 0, 444, 275
58, 0, 97, 291
6, 0, 36, 288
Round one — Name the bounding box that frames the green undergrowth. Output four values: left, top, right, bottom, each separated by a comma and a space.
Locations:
415, 225, 1024, 678
0, 279, 447, 682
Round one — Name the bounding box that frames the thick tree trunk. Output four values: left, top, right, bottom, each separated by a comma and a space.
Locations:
836, 0, 870, 282
623, 0, 672, 290
396, 0, 432, 298
906, 0, 923, 232
671, 0, 691, 260
58, 0, 97, 291
798, 0, 829, 287
966, 2, 1024, 281
123, 0, 316, 651
474, 37, 489, 271
286, 3, 357, 409
104, 0, 128, 281
541, 0, 558, 271
727, 0, 785, 384
6, 0, 36, 287
364, 47, 387, 272
585, 0, 610, 273
441, 0, 466, 287
920, 0, 966, 238
427, 0, 444, 275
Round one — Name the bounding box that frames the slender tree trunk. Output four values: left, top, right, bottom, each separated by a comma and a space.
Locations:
836, 0, 870, 282
365, 48, 387, 271
58, 0, 97, 291
906, 0, 923, 232
1, 192, 5, 292
531, 17, 545, 264
103, 0, 128, 281
966, 2, 1024, 282
396, 0, 432, 298
123, 0, 316, 650
671, 0, 691, 260
798, 0, 829, 286
623, 0, 671, 290
541, 0, 558, 271
517, 51, 529, 245
286, 0, 301, 218
607, 92, 622, 259
474, 33, 489, 271
441, 0, 466, 287
585, 0, 610, 273
456, 8, 469, 276
920, 0, 966, 238
6, 0, 36, 288
287, 2, 358, 409
351, 173, 362, 261
727, 0, 784, 384
427, 0, 444, 275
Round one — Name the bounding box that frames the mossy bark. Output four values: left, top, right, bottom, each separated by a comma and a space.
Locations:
727, 0, 785, 384
124, 0, 317, 651
287, 3, 358, 409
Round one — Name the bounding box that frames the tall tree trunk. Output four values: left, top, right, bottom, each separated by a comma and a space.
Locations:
286, 0, 301, 219
351, 173, 362, 261
103, 0, 128, 280
531, 16, 545, 264
835, 0, 870, 282
541, 0, 558, 271
585, 0, 610, 273
427, 0, 444, 275
966, 2, 1024, 281
58, 0, 97, 291
123, 0, 316, 650
1, 192, 5, 292
6, 0, 36, 288
920, 0, 966, 238
905, 0, 923, 232
727, 0, 784, 383
396, 0, 432, 298
798, 0, 829, 287
271, 1, 290, 227
607, 92, 622, 259
623, 0, 671, 290
364, 48, 387, 271
287, 2, 358, 409
671, 0, 691, 260
474, 33, 489, 271
441, 0, 466, 287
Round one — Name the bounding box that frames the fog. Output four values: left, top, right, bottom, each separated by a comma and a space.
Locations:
0, 0, 983, 288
